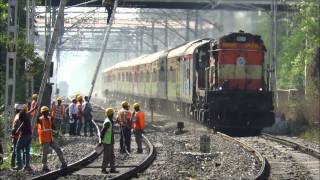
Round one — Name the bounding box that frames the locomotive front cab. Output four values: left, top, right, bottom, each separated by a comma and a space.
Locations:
194, 31, 275, 133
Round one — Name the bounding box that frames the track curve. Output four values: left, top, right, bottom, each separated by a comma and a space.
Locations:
31, 105, 156, 180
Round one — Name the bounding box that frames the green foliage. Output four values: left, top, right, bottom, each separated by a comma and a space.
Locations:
277, 0, 320, 90
301, 127, 320, 144
0, 0, 45, 105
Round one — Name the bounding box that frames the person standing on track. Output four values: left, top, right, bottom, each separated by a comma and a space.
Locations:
76, 96, 84, 136
104, 0, 115, 24
82, 96, 93, 137
10, 104, 23, 169
100, 108, 119, 174
15, 104, 32, 171
68, 99, 78, 135
37, 106, 67, 172
51, 97, 65, 135
132, 103, 145, 154
116, 101, 132, 153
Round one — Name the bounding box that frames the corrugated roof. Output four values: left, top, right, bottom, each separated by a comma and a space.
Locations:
102, 51, 165, 73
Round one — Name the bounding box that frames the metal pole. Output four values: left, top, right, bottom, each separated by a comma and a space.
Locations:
140, 28, 143, 54
26, 0, 30, 43
186, 10, 190, 42
4, 0, 18, 154
165, 17, 168, 49
32, 0, 67, 133
88, 0, 119, 99
271, 0, 277, 105
195, 10, 199, 39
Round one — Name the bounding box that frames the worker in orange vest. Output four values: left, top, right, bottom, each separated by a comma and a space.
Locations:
51, 97, 65, 134
37, 106, 67, 172
132, 103, 145, 153
29, 94, 38, 118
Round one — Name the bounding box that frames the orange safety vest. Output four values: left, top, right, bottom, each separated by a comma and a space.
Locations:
133, 111, 145, 130
37, 116, 53, 144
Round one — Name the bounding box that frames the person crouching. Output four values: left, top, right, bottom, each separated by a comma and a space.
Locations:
37, 106, 67, 172
100, 108, 118, 174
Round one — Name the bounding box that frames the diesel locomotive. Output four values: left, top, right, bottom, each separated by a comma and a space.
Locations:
102, 31, 275, 132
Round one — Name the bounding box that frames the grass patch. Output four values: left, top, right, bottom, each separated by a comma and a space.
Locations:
300, 127, 320, 144
0, 139, 42, 170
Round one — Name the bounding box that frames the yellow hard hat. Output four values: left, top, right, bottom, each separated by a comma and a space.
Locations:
133, 103, 140, 109
121, 101, 129, 108
41, 106, 49, 113
57, 97, 62, 101
21, 104, 28, 111
77, 95, 83, 102
105, 108, 114, 117
32, 94, 38, 99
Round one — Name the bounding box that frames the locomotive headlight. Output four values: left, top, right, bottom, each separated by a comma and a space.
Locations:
259, 88, 263, 91
219, 87, 223, 91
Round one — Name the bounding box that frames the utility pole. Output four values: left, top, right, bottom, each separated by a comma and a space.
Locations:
195, 10, 199, 39
26, 0, 36, 100
186, 10, 190, 42
32, 0, 67, 134
271, 0, 278, 105
164, 17, 168, 49
4, 0, 18, 153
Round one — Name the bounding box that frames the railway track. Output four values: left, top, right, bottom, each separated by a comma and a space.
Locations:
236, 133, 320, 179
215, 132, 268, 179
31, 104, 156, 180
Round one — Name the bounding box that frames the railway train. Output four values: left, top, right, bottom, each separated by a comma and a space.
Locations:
102, 31, 275, 132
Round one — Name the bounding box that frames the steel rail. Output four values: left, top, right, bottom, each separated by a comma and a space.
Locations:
92, 104, 157, 179
261, 133, 320, 159
31, 114, 102, 180
217, 132, 269, 180
31, 103, 156, 179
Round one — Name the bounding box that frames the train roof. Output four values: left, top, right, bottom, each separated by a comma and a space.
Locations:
167, 39, 211, 58
102, 50, 165, 73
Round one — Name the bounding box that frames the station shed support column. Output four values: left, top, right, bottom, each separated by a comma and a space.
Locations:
4, 0, 18, 153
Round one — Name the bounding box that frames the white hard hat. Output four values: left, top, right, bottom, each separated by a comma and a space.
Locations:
14, 103, 23, 110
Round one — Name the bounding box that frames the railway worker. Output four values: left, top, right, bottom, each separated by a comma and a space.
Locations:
132, 103, 145, 153
104, 0, 115, 24
116, 101, 132, 153
15, 104, 32, 171
82, 96, 94, 137
37, 106, 67, 172
51, 97, 65, 135
100, 108, 119, 174
76, 95, 84, 136
10, 104, 23, 169
29, 94, 38, 119
68, 98, 78, 135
